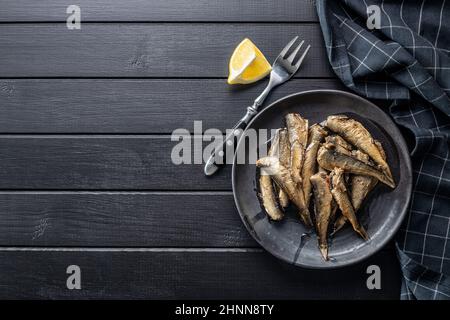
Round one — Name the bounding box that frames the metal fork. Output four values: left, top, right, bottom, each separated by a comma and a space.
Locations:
204, 36, 311, 176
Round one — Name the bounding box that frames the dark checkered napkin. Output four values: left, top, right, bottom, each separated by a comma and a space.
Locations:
316, 0, 450, 299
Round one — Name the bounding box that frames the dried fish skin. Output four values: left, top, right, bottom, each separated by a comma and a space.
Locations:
325, 115, 394, 184
325, 135, 352, 156
285, 113, 308, 185
333, 149, 380, 233
325, 135, 352, 151
350, 150, 378, 210
256, 157, 312, 227
285, 114, 308, 148
333, 174, 376, 233
268, 129, 284, 208
258, 131, 284, 221
317, 144, 395, 188
278, 128, 291, 208
259, 174, 284, 221
302, 124, 328, 208
311, 172, 333, 260
268, 129, 281, 158
351, 175, 377, 210
330, 168, 369, 240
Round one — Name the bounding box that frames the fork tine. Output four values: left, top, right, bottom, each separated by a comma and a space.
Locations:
279, 36, 299, 59
294, 44, 311, 70
286, 40, 304, 64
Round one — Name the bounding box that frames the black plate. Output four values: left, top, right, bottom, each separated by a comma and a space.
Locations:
232, 90, 412, 268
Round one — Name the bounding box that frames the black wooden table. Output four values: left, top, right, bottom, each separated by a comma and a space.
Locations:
0, 0, 400, 299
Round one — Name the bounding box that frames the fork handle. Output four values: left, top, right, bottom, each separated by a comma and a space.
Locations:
204, 106, 258, 176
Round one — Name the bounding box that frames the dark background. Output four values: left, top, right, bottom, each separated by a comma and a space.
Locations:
0, 0, 400, 298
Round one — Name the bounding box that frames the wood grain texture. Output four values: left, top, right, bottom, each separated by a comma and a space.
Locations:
0, 79, 343, 133
0, 24, 332, 77
0, 249, 399, 299
0, 136, 231, 190
0, 192, 255, 247
0, 0, 318, 22
0, 0, 402, 300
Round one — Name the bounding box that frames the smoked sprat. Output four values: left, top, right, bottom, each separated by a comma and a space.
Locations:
256, 113, 395, 260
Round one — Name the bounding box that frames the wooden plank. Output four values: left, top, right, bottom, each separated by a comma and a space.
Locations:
0, 249, 399, 299
0, 0, 318, 22
0, 24, 332, 77
0, 192, 256, 247
0, 79, 344, 133
0, 136, 231, 190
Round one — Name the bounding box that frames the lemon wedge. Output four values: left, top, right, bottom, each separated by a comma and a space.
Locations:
227, 38, 272, 85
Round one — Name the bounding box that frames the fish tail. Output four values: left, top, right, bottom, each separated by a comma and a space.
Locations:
383, 165, 394, 181
375, 164, 395, 188
299, 208, 312, 227
319, 244, 328, 260
356, 226, 369, 241
379, 173, 395, 189
332, 216, 347, 235
385, 172, 395, 188
279, 190, 290, 208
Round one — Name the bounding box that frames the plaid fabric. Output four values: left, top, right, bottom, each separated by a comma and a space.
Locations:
316, 0, 450, 299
